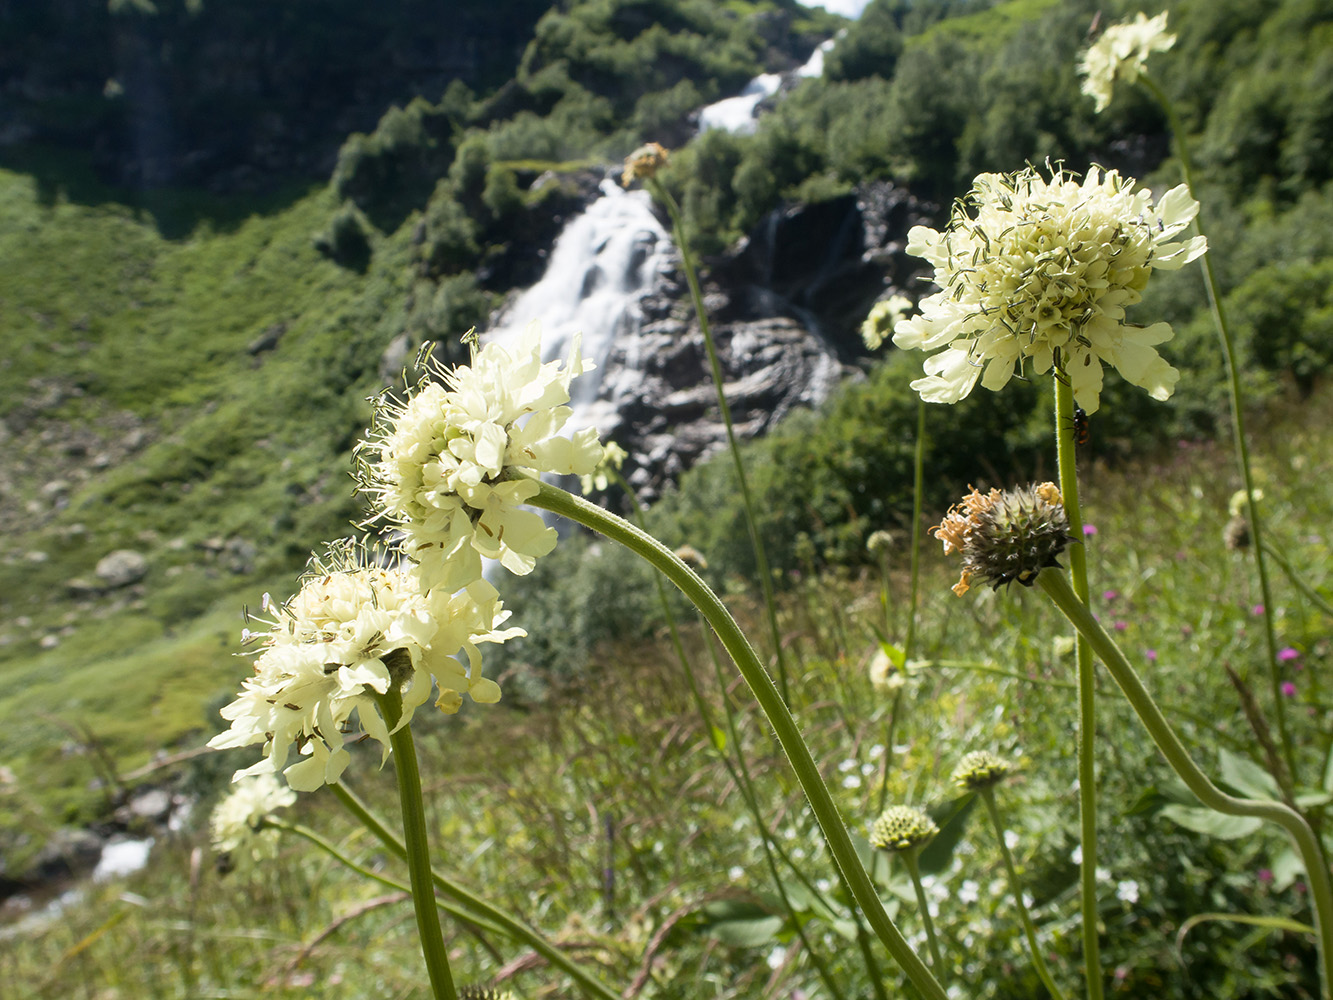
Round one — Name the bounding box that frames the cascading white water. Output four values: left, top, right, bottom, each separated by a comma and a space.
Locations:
482, 178, 674, 439
697, 73, 782, 135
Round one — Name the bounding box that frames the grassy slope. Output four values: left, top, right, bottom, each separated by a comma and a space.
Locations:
3, 387, 1329, 998
0, 157, 413, 832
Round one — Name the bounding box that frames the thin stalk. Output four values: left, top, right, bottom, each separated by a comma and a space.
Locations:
1141, 74, 1296, 795
271, 820, 509, 938
647, 176, 791, 703
876, 687, 905, 816
1054, 375, 1103, 1000
375, 687, 458, 1000
529, 478, 949, 1000
329, 782, 624, 1000
905, 398, 927, 662
977, 789, 1068, 1000
1038, 568, 1333, 1000
899, 848, 944, 969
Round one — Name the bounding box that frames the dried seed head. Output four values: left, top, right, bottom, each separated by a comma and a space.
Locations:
934, 483, 1070, 595
622, 142, 669, 186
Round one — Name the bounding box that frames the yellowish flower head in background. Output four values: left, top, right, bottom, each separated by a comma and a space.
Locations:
893, 165, 1206, 413
361, 324, 603, 589
209, 773, 296, 859
208, 541, 523, 792
861, 293, 912, 350
1079, 11, 1176, 113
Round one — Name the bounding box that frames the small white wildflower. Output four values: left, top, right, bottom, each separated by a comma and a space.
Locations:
1003, 829, 1020, 850
728, 866, 745, 882
1079, 12, 1176, 113
209, 773, 295, 860
957, 879, 980, 905
894, 165, 1207, 414
1116, 879, 1141, 904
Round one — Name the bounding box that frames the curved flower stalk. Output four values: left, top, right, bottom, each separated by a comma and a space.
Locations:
209, 539, 522, 791
893, 164, 1206, 413
209, 772, 296, 860
527, 477, 949, 1000
1078, 12, 1176, 113
359, 323, 604, 590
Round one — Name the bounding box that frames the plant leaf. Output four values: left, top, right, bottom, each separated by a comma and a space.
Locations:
1159, 804, 1263, 839
1218, 748, 1281, 801
919, 792, 977, 875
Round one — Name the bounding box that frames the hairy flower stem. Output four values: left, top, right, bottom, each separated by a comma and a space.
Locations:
620, 474, 857, 1000
1038, 569, 1333, 1000
530, 478, 949, 1000
374, 688, 458, 1000
899, 849, 944, 970
977, 790, 1068, 1000
1053, 375, 1103, 1000
1140, 74, 1296, 797
330, 783, 622, 1000
647, 177, 791, 704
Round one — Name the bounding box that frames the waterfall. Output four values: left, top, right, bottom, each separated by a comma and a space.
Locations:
482, 178, 675, 439
697, 73, 782, 135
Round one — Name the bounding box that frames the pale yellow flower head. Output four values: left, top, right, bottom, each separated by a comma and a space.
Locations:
861, 294, 913, 350
894, 165, 1206, 413
868, 647, 905, 696
209, 773, 295, 859
361, 323, 603, 589
1079, 12, 1176, 113
208, 540, 523, 792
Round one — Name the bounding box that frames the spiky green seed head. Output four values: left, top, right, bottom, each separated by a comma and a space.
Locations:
870, 806, 939, 853
952, 750, 1012, 791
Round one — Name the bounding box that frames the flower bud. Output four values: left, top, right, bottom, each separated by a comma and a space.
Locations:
870, 805, 939, 853
952, 750, 1012, 791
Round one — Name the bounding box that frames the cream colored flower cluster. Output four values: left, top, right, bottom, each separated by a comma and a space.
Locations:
209, 544, 523, 791
210, 773, 295, 859
1079, 12, 1175, 113
893, 165, 1207, 413
212, 325, 606, 793
361, 323, 604, 588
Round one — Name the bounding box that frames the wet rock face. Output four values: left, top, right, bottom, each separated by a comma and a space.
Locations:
713, 180, 938, 358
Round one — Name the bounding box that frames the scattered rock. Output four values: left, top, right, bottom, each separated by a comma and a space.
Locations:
31, 829, 103, 883
247, 322, 287, 355
95, 550, 148, 588
66, 577, 101, 598
23, 550, 48, 564
38, 635, 59, 649
40, 479, 70, 500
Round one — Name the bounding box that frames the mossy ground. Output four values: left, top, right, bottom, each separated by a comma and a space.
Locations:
0, 155, 414, 842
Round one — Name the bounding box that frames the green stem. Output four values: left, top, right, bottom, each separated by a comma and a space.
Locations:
375, 688, 458, 1000
977, 789, 1069, 1000
1053, 374, 1103, 1000
1141, 73, 1296, 797
528, 478, 948, 1000
899, 848, 944, 969
272, 820, 509, 938
329, 783, 623, 1000
1038, 568, 1333, 1000
647, 176, 791, 704
905, 398, 926, 662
